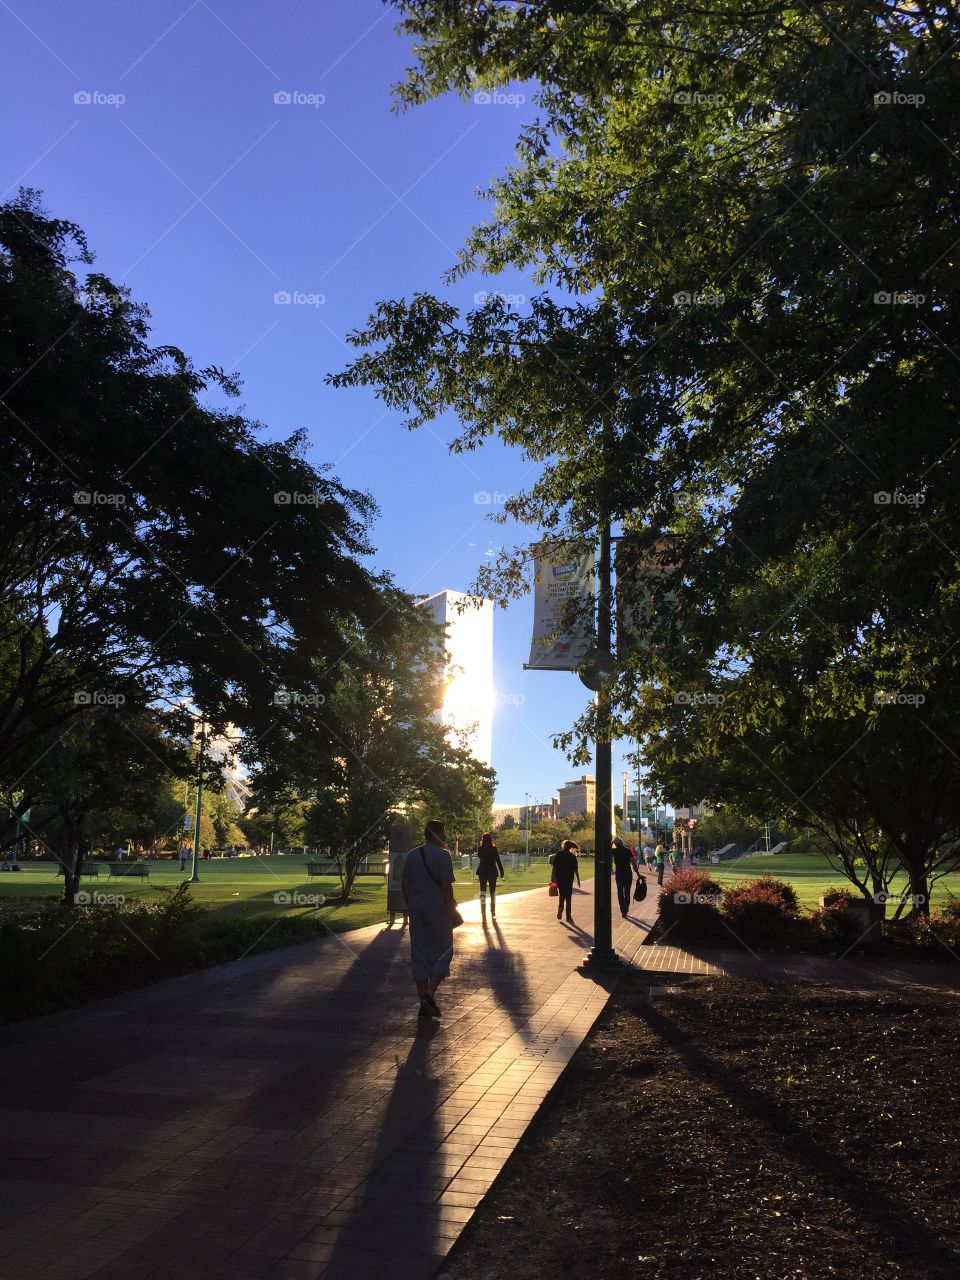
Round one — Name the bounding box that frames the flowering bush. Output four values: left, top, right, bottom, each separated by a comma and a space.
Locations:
884, 901, 960, 957
721, 878, 800, 948
658, 867, 725, 941
819, 885, 858, 909
748, 874, 800, 913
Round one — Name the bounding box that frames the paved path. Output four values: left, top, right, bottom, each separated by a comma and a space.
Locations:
636, 943, 960, 990
0, 878, 656, 1280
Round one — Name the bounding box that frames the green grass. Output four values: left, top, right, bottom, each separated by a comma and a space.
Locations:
6, 852, 956, 927
0, 853, 559, 931
697, 851, 960, 911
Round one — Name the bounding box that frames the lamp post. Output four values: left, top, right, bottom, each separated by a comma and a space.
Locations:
582, 511, 620, 971
189, 717, 205, 883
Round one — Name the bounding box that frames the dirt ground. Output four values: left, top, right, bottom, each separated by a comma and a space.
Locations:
440, 973, 960, 1280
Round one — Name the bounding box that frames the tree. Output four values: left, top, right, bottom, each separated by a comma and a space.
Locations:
21, 700, 192, 902
238, 786, 308, 852
293, 595, 496, 900
332, 2, 960, 913
0, 191, 393, 804
410, 736, 496, 850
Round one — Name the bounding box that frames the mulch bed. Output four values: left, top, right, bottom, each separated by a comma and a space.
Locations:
441, 973, 960, 1280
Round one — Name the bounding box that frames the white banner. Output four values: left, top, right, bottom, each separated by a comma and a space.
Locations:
526, 546, 596, 670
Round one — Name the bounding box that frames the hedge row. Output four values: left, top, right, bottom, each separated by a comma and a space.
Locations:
0, 885, 332, 1023
656, 868, 960, 956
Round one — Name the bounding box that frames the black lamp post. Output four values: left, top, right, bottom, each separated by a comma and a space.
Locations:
581, 512, 622, 971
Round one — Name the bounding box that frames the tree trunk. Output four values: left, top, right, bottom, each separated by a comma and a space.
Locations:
340, 862, 355, 902
61, 803, 90, 905
906, 863, 931, 918
63, 829, 79, 904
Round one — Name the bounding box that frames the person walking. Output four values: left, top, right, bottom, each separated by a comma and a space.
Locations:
670, 843, 683, 875
612, 837, 638, 918
402, 819, 458, 1019
178, 843, 190, 872
475, 832, 505, 919
552, 839, 581, 924
654, 840, 666, 886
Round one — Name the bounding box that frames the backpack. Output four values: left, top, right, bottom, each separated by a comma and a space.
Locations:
633, 876, 648, 902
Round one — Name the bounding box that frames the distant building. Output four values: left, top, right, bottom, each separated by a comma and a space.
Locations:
521, 798, 560, 825
492, 805, 522, 828
558, 775, 596, 819
420, 590, 494, 768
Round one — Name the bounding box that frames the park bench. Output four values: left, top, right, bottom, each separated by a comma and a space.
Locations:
306, 859, 388, 876
56, 863, 101, 878
107, 863, 150, 880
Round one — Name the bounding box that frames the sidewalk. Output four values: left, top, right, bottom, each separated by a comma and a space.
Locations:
0, 878, 655, 1280
636, 942, 960, 991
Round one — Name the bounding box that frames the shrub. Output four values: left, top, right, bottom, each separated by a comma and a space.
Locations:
815, 898, 870, 953
658, 867, 725, 942
748, 874, 799, 913
819, 885, 858, 909
884, 906, 960, 958
0, 885, 332, 1023
936, 891, 960, 928
720, 879, 799, 949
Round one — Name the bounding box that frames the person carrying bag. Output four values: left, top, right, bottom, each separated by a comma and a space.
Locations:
402, 820, 461, 1019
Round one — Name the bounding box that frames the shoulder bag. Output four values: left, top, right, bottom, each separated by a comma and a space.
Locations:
419, 846, 464, 928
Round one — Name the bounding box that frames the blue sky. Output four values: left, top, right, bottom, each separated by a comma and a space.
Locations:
3, 0, 644, 806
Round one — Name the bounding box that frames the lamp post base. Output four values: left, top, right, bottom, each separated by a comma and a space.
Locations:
580, 946, 624, 972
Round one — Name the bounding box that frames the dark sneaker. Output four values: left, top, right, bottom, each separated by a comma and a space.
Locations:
421, 992, 441, 1018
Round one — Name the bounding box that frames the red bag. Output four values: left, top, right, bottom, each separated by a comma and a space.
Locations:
549, 881, 559, 897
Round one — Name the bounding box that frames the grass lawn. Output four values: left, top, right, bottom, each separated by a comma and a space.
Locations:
698, 850, 960, 910
0, 853, 558, 930
445, 972, 960, 1280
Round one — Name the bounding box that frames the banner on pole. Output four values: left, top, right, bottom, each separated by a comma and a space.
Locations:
526, 545, 596, 671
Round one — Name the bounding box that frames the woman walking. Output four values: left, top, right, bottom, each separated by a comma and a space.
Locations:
476, 832, 505, 918
552, 839, 582, 924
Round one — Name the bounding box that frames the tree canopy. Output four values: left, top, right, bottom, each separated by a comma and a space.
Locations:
332, 1, 960, 909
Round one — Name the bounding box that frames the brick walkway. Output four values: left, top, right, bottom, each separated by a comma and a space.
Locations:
637, 943, 960, 991
0, 878, 656, 1280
